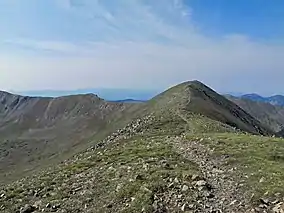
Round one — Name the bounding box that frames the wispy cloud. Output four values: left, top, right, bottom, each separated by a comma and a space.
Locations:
0, 0, 284, 95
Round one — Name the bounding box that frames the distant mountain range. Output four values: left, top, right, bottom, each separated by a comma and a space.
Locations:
13, 89, 284, 107
226, 95, 284, 133
107, 93, 284, 107
11, 88, 160, 101
234, 94, 284, 106
110, 99, 146, 103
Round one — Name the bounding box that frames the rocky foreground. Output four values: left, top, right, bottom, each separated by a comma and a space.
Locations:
1, 113, 284, 213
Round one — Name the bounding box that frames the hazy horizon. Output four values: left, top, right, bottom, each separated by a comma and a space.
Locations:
1, 1, 284, 95
6, 85, 284, 100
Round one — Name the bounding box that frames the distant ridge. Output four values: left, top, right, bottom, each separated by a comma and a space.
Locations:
226, 94, 284, 134
111, 99, 146, 103
12, 88, 159, 101
237, 93, 284, 106
0, 90, 140, 183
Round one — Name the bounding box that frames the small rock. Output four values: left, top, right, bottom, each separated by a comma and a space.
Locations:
254, 207, 262, 212
152, 201, 158, 210
212, 168, 224, 174
181, 185, 189, 192
197, 186, 203, 192
195, 180, 207, 187
52, 204, 60, 210
116, 184, 122, 192
42, 193, 50, 198
46, 203, 51, 208
154, 194, 159, 200
191, 174, 200, 181
259, 204, 268, 209
207, 193, 215, 199
135, 174, 144, 180
188, 204, 194, 209
106, 203, 113, 208
32, 200, 42, 209
181, 203, 188, 211
174, 177, 179, 183
141, 186, 152, 193
259, 177, 265, 183
50, 192, 57, 197
160, 160, 170, 168
20, 204, 35, 213
260, 198, 270, 205
229, 200, 237, 206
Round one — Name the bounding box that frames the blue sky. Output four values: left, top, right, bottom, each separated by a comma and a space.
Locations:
188, 0, 284, 40
0, 0, 284, 95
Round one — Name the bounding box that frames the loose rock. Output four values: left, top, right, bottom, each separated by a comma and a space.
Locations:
181, 185, 189, 192
20, 204, 35, 213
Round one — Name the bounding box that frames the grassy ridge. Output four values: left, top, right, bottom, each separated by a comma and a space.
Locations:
1, 135, 200, 212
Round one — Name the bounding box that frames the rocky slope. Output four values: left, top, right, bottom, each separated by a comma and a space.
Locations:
0, 91, 142, 183
1, 110, 284, 212
0, 81, 277, 184
1, 81, 284, 212
226, 95, 284, 133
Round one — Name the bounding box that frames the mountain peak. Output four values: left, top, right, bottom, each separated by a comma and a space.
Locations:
178, 80, 207, 88
150, 81, 273, 136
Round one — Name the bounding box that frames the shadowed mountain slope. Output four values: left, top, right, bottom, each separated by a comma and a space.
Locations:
241, 93, 284, 106
0, 91, 143, 183
149, 81, 273, 136
226, 95, 284, 133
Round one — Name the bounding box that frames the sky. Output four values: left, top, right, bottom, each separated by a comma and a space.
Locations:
0, 0, 284, 96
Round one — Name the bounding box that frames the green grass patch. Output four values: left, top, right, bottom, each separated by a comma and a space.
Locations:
1, 134, 201, 212
87, 136, 200, 212
180, 112, 235, 134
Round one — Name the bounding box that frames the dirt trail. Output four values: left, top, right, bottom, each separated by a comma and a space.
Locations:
169, 135, 252, 213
